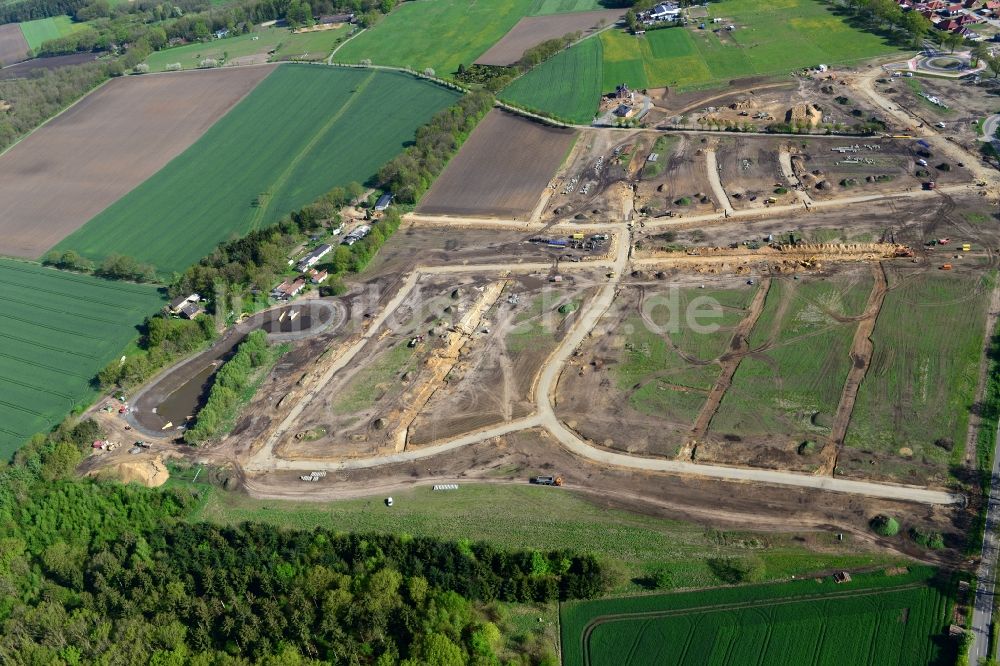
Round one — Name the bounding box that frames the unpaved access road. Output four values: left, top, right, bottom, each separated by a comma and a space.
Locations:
704, 148, 734, 216
245, 220, 959, 506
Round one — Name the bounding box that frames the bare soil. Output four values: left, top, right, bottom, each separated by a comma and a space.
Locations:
416, 110, 577, 219
0, 52, 106, 79
0, 66, 273, 258
715, 136, 797, 210
474, 9, 623, 66
0, 23, 29, 68
635, 133, 721, 217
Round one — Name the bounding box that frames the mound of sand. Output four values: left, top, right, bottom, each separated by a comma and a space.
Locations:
90, 455, 170, 487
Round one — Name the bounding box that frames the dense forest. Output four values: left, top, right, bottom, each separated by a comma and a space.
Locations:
0, 419, 606, 663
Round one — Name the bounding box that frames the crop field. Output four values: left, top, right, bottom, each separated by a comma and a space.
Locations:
475, 9, 622, 65
143, 25, 347, 71
528, 0, 613, 14
416, 109, 577, 218
55, 65, 459, 273
0, 67, 273, 260
19, 16, 88, 52
0, 260, 162, 458
843, 269, 991, 483
562, 567, 951, 666
710, 273, 873, 442
595, 0, 899, 92
0, 22, 28, 66
499, 35, 603, 123
334, 0, 534, 75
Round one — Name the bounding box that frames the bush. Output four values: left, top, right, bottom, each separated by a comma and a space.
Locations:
871, 514, 900, 536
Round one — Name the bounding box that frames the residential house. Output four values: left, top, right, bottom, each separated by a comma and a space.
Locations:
296, 243, 332, 271
272, 278, 306, 300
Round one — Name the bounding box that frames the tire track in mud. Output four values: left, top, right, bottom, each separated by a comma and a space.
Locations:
687, 276, 772, 448
827, 262, 888, 475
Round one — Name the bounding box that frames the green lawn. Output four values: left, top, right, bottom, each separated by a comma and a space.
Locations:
175, 476, 899, 595
333, 0, 535, 75
54, 65, 459, 274
710, 274, 872, 441
562, 567, 951, 666
19, 16, 88, 52
844, 270, 992, 481
0, 259, 163, 457
499, 34, 603, 123
143, 26, 349, 72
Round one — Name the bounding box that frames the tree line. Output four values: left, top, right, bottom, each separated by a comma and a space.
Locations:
0, 415, 605, 663
377, 90, 494, 204
455, 32, 582, 92
96, 313, 217, 390
184, 330, 274, 443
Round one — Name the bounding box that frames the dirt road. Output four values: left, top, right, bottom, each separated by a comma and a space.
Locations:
778, 146, 815, 207
704, 148, 734, 216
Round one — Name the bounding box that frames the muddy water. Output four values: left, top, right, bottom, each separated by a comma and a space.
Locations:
141, 301, 338, 433
155, 363, 218, 428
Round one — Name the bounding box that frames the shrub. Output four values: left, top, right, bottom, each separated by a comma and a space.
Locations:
871, 515, 900, 537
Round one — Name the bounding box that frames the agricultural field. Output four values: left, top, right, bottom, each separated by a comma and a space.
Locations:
499, 35, 603, 123
334, 0, 534, 75
416, 109, 577, 218
0, 259, 162, 458
842, 268, 992, 485
475, 9, 622, 66
143, 25, 348, 71
528, 0, 613, 14
704, 271, 874, 470
595, 0, 899, 92
19, 15, 88, 51
0, 22, 27, 66
55, 65, 459, 273
0, 67, 273, 260
562, 567, 952, 666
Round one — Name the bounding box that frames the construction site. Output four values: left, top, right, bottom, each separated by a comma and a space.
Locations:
78, 55, 1000, 585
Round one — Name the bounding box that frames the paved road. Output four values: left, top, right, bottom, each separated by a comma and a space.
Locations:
971, 414, 1000, 663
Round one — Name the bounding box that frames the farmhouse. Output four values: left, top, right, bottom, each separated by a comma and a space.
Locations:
318, 13, 355, 24
296, 243, 332, 271
308, 268, 328, 284
642, 2, 681, 23
272, 277, 306, 300
179, 302, 204, 319
167, 293, 200, 316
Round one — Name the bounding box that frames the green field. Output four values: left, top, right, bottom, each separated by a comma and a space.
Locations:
175, 478, 898, 594
0, 260, 162, 457
55, 65, 458, 274
334, 0, 534, 75
499, 34, 603, 123
711, 274, 872, 441
19, 16, 88, 51
143, 26, 349, 71
528, 0, 612, 14
844, 270, 991, 481
562, 567, 951, 666
614, 287, 754, 423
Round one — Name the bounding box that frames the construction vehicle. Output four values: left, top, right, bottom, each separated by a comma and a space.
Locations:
962, 243, 971, 252
923, 181, 936, 190
531, 475, 563, 486
938, 238, 951, 245
941, 263, 953, 270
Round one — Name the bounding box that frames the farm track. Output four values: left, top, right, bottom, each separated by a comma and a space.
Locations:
687, 278, 772, 446
828, 263, 888, 475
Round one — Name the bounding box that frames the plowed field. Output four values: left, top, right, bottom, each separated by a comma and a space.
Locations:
416, 109, 576, 218
0, 23, 28, 66
474, 9, 622, 65
0, 66, 273, 259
